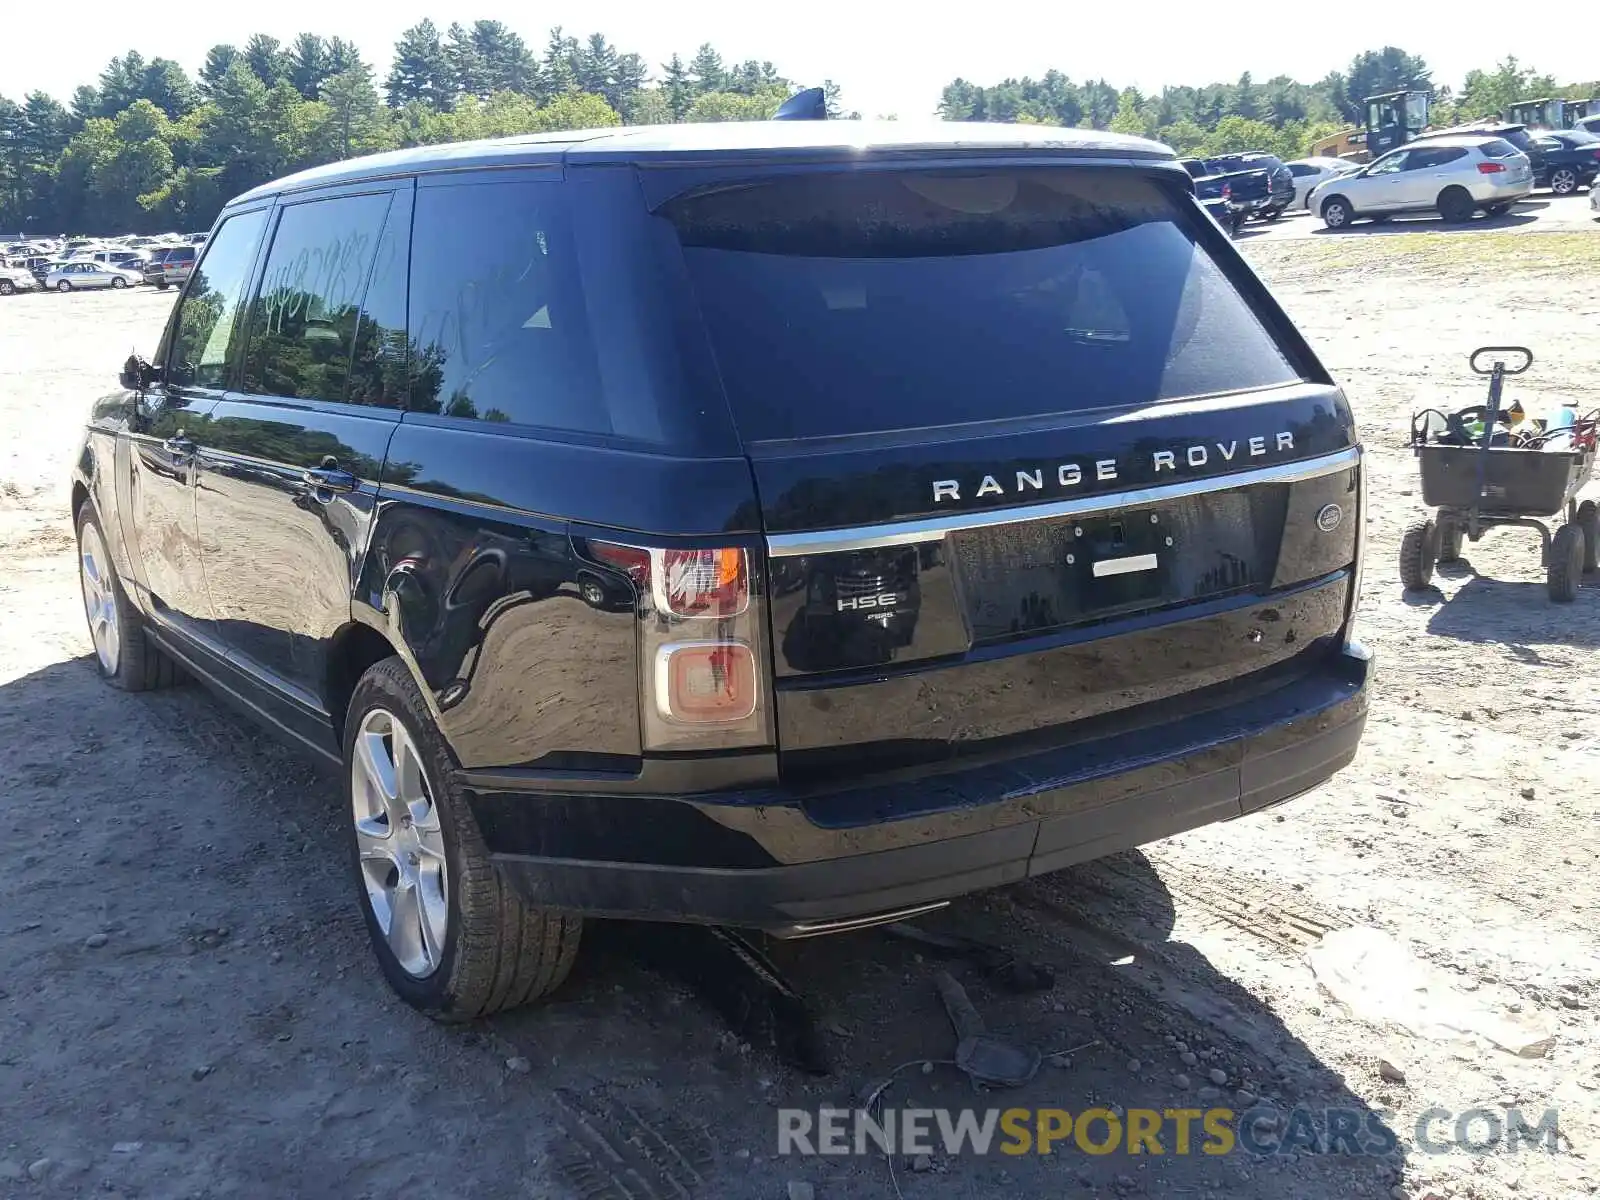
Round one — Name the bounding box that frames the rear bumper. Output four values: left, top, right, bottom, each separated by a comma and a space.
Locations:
479, 644, 1371, 934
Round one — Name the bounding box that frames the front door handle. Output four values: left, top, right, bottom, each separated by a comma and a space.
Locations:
303, 466, 358, 493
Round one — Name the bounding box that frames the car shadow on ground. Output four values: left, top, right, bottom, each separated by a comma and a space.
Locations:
1312, 211, 1539, 236
0, 656, 1405, 1199
505, 859, 1404, 1197
1422, 568, 1600, 649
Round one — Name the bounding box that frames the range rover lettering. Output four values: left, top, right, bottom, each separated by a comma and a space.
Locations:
72, 119, 1370, 1022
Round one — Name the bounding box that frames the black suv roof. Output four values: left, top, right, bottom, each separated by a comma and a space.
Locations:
232, 121, 1176, 205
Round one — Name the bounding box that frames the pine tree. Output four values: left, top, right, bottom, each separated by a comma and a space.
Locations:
473, 21, 537, 95
198, 45, 241, 99
688, 44, 726, 95
444, 24, 482, 99
287, 34, 332, 100
243, 35, 289, 88
386, 21, 453, 109
661, 54, 692, 120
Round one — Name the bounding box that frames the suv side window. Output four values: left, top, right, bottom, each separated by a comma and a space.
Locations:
166, 209, 267, 389
241, 191, 393, 404
1287, 163, 1316, 177
1367, 150, 1408, 175
1406, 148, 1466, 169
407, 178, 605, 433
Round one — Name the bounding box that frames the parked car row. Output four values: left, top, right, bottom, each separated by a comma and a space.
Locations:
0, 229, 205, 296
1186, 119, 1595, 236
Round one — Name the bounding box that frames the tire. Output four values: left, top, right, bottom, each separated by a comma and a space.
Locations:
1485, 202, 1513, 216
1437, 187, 1475, 223
75, 503, 180, 691
1321, 196, 1354, 229
111, 276, 127, 289
1399, 518, 1438, 591
156, 279, 170, 290
344, 657, 582, 1021
1577, 500, 1599, 573
1230, 212, 1245, 235
1436, 514, 1464, 564
1548, 524, 1583, 602
56, 280, 71, 292
1261, 206, 1283, 222
1550, 168, 1579, 196
0, 279, 14, 296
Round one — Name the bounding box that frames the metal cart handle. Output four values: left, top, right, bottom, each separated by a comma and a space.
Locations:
1470, 346, 1533, 376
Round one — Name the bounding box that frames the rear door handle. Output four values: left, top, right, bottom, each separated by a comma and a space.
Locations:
303, 466, 358, 492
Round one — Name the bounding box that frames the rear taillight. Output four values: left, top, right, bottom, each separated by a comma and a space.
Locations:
657, 548, 747, 617
1592, 149, 1600, 162
587, 539, 772, 752
1221, 183, 1232, 199
1477, 161, 1506, 174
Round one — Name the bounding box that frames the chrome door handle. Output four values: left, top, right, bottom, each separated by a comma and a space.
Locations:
303, 467, 358, 492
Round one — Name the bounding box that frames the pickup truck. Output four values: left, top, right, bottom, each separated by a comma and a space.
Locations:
1191, 173, 1243, 234
1181, 153, 1295, 222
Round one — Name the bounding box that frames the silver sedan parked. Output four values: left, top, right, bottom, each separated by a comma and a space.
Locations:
44, 261, 143, 292
1308, 135, 1533, 229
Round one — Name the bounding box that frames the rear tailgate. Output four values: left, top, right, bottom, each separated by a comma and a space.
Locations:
661, 163, 1359, 779
1223, 169, 1273, 204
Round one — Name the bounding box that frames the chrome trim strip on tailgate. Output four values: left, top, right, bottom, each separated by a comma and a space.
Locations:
764, 446, 1362, 558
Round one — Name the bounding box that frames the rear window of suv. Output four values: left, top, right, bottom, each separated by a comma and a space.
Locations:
664, 168, 1301, 443
1480, 139, 1522, 159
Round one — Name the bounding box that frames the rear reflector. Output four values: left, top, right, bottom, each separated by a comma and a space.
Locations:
654, 641, 757, 722
1477, 162, 1505, 174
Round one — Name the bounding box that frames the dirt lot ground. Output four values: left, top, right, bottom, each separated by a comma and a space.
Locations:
2, 225, 1599, 1200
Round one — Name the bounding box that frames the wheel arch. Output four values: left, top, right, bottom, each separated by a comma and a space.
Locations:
324, 620, 408, 746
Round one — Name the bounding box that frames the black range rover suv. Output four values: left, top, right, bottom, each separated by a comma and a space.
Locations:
72, 121, 1370, 1020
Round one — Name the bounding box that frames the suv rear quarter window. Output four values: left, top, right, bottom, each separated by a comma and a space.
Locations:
664, 168, 1302, 443
1480, 139, 1522, 159
407, 179, 605, 431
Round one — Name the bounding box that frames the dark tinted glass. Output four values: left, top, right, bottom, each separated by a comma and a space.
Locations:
167, 209, 267, 390
1408, 147, 1467, 168
1480, 139, 1522, 159
242, 191, 392, 404
408, 180, 603, 431
667, 169, 1299, 443
346, 189, 411, 409
1288, 164, 1316, 177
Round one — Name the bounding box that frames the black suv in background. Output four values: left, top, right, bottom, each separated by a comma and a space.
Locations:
73, 122, 1370, 1021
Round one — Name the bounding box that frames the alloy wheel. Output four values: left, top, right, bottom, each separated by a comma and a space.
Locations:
1551, 169, 1577, 196
78, 519, 120, 675
351, 707, 449, 978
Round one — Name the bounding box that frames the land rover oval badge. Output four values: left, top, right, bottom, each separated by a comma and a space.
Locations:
1316, 503, 1344, 533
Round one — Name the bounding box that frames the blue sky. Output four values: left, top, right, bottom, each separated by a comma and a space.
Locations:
6, 1, 1590, 118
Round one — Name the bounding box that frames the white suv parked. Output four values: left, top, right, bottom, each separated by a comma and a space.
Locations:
1309, 135, 1532, 228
